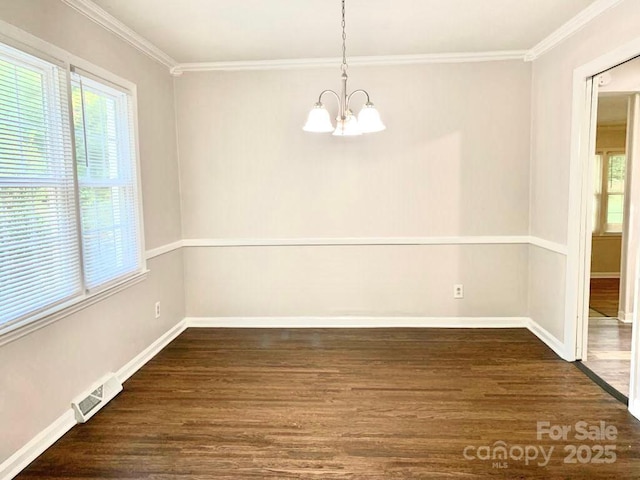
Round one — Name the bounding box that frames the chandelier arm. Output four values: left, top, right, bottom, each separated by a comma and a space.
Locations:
318, 89, 341, 107
346, 89, 371, 111
303, 0, 384, 134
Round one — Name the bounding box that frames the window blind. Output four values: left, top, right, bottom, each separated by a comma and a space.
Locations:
0, 44, 82, 326
70, 70, 141, 290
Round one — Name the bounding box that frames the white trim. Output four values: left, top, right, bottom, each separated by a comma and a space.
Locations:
0, 271, 148, 348
565, 34, 640, 421
50, 0, 623, 73
0, 316, 574, 479
630, 400, 640, 421
630, 274, 640, 420
145, 240, 184, 260
173, 51, 527, 74
182, 236, 532, 248
147, 236, 568, 252
0, 18, 138, 93
186, 316, 569, 361
616, 310, 634, 324
59, 0, 179, 72
182, 235, 568, 252
0, 18, 152, 347
0, 319, 187, 480
590, 272, 621, 279
525, 0, 624, 61
528, 237, 569, 255
526, 318, 570, 360
0, 409, 76, 480
0, 235, 564, 346
185, 316, 528, 329
116, 319, 187, 383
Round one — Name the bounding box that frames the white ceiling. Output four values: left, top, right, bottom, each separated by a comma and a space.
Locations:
597, 56, 640, 125
598, 95, 629, 125
92, 0, 597, 63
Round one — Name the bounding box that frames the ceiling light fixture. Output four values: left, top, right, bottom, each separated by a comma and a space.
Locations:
303, 0, 385, 136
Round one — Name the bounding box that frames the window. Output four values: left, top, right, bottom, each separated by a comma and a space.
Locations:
71, 70, 141, 290
0, 43, 142, 332
592, 150, 626, 234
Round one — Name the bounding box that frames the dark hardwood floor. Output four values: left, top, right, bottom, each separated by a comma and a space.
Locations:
17, 328, 640, 479
587, 277, 632, 396
589, 278, 620, 318
584, 318, 632, 396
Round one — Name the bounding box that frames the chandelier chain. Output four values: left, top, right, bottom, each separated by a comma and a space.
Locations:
341, 0, 347, 72
302, 0, 384, 135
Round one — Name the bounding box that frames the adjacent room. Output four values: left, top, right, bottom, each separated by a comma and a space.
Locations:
583, 56, 640, 398
1, 0, 640, 478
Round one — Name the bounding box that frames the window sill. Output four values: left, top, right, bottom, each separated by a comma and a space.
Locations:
0, 270, 149, 347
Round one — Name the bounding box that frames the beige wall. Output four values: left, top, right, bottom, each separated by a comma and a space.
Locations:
4, 0, 638, 467
177, 63, 531, 238
185, 245, 528, 318
176, 61, 532, 317
596, 123, 626, 151
0, 0, 184, 464
591, 124, 625, 276
529, 0, 640, 344
591, 236, 622, 275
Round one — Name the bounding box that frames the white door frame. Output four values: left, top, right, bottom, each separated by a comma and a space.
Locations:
566, 37, 640, 420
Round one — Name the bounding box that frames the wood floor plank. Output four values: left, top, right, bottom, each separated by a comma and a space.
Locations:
589, 278, 620, 318
16, 328, 640, 479
584, 318, 632, 396
587, 278, 632, 396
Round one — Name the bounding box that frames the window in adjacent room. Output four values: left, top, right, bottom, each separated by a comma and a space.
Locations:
592, 151, 626, 234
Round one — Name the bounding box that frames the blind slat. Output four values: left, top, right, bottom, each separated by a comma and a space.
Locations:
0, 45, 82, 326
71, 72, 140, 290
0, 43, 142, 329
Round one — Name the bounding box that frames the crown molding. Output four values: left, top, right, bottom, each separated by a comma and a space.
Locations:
524, 0, 624, 62
172, 51, 528, 74
59, 0, 622, 73
59, 0, 179, 72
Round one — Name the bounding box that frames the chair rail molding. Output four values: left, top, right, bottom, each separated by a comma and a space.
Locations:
143, 235, 568, 254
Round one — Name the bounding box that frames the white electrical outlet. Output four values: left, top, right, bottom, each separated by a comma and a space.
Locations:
453, 284, 464, 299
155, 301, 161, 318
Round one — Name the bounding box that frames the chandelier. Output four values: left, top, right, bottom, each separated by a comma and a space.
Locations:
303, 0, 386, 136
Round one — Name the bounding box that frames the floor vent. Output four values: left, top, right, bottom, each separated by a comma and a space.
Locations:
71, 374, 122, 423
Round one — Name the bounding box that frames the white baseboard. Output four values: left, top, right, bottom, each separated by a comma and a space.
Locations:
0, 319, 187, 480
526, 318, 570, 360
0, 409, 76, 480
0, 315, 572, 480
116, 319, 187, 384
185, 316, 572, 360
616, 310, 634, 324
185, 316, 529, 328
630, 399, 640, 422
590, 272, 621, 279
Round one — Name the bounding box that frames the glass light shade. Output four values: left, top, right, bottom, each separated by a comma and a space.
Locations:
303, 103, 334, 132
332, 112, 362, 136
358, 103, 386, 133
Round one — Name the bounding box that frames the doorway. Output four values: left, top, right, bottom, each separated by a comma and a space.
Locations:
579, 56, 640, 401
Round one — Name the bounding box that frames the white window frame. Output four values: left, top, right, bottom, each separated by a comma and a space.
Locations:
593, 149, 626, 236
71, 67, 144, 294
0, 22, 147, 346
